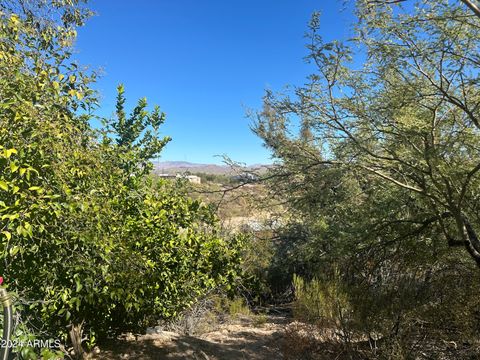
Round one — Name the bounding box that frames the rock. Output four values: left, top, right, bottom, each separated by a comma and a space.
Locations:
124, 332, 136, 341
92, 346, 101, 354
146, 325, 163, 334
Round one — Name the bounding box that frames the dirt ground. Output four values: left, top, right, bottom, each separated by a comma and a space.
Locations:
86, 313, 480, 360
91, 315, 287, 360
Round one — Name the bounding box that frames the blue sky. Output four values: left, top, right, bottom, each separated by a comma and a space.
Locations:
75, 0, 354, 165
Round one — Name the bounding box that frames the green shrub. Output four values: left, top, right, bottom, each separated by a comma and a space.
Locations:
292, 273, 352, 339
0, 2, 244, 357
227, 297, 252, 318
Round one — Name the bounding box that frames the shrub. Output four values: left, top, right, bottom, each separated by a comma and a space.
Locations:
0, 2, 244, 357
292, 273, 353, 342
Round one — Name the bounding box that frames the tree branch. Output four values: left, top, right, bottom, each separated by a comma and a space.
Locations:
460, 0, 480, 18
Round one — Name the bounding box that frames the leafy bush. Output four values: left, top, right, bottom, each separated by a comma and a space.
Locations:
0, 1, 244, 357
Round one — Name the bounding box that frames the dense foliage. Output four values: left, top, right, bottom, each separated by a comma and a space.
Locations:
254, 0, 480, 356
0, 0, 242, 357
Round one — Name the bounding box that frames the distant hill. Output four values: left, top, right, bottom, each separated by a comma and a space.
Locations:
152, 161, 269, 175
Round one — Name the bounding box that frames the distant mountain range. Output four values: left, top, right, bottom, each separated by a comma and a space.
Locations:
152, 161, 269, 175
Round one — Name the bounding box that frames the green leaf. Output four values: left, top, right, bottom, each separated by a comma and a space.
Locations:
2, 213, 19, 221
10, 162, 19, 173
9, 246, 20, 256
75, 277, 83, 293
28, 186, 42, 192
0, 181, 8, 191
4, 148, 17, 158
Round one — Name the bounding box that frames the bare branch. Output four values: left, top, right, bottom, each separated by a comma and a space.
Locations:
460, 0, 480, 18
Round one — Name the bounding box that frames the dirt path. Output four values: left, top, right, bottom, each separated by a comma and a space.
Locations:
92, 315, 287, 360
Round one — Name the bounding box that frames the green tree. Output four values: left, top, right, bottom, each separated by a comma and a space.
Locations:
103, 84, 171, 182
255, 0, 480, 268
0, 1, 243, 358
254, 1, 480, 354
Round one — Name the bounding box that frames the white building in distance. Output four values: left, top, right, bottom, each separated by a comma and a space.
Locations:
157, 173, 201, 184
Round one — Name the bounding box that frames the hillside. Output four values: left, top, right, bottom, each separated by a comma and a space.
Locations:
153, 161, 270, 175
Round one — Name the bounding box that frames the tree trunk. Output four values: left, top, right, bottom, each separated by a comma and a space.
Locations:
461, 215, 480, 268
68, 321, 85, 360
453, 212, 480, 268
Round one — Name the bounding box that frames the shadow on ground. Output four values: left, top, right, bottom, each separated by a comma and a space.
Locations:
92, 316, 285, 360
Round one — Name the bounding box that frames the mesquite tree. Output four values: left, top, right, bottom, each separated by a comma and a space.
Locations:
255, 0, 480, 268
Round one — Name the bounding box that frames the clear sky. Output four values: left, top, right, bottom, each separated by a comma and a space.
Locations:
74, 0, 353, 165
